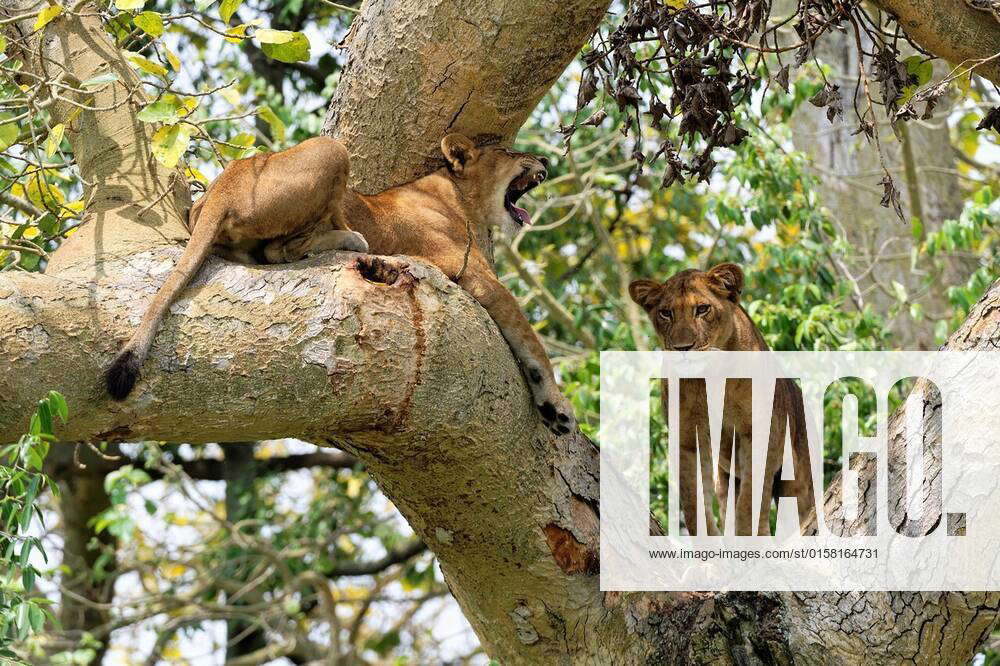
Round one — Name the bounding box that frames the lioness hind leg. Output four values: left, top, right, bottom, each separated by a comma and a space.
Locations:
263, 229, 369, 264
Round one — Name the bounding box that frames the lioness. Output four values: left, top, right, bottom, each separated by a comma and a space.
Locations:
106, 134, 575, 434
629, 263, 814, 535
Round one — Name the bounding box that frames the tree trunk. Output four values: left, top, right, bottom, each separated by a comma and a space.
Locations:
3, 0, 1000, 663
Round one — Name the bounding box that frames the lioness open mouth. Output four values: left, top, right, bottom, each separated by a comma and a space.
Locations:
504, 168, 544, 226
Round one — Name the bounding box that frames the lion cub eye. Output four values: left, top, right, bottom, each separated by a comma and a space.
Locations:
695, 304, 711, 316
658, 309, 673, 321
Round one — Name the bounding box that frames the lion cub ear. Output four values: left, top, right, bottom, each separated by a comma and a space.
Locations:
441, 134, 479, 174
706, 263, 744, 302
628, 279, 662, 309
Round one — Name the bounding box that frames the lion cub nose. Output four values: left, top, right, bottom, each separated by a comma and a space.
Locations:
674, 343, 695, 351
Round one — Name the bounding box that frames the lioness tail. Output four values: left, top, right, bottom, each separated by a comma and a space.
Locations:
105, 201, 225, 400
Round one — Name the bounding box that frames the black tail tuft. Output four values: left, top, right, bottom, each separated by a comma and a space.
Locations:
105, 350, 140, 400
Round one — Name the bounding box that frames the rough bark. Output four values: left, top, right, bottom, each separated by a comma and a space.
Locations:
873, 0, 1000, 85
3, 0, 1000, 663
323, 0, 612, 193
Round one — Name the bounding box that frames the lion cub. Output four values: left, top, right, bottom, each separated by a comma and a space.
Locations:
106, 134, 576, 435
629, 263, 814, 536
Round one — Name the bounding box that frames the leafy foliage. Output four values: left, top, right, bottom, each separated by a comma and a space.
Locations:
0, 392, 65, 661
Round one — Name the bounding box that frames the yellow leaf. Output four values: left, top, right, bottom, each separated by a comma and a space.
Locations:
126, 52, 169, 79
219, 84, 241, 107
133, 11, 164, 37
33, 4, 62, 30
185, 165, 208, 185
254, 28, 294, 44
257, 105, 285, 142
115, 0, 144, 10
45, 123, 65, 157
61, 199, 84, 218
337, 535, 355, 554
151, 123, 192, 168
24, 178, 65, 209
224, 24, 248, 43
165, 47, 181, 72
345, 476, 363, 498
162, 563, 187, 579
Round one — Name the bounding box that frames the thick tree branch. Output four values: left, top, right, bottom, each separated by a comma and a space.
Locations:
873, 0, 1000, 85
324, 0, 613, 192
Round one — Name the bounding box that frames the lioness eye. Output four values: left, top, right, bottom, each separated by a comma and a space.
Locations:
658, 309, 672, 320
695, 304, 710, 316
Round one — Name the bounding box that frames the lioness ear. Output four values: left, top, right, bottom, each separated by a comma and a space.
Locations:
628, 279, 663, 309
441, 134, 479, 174
706, 263, 744, 302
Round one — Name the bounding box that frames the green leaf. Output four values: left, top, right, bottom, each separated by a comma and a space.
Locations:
904, 56, 933, 87
28, 604, 44, 633
81, 72, 120, 89
47, 391, 68, 423
0, 114, 18, 152
133, 11, 164, 37
136, 97, 183, 123
219, 0, 243, 24
257, 105, 285, 142
219, 132, 255, 159
258, 30, 310, 63
151, 123, 192, 168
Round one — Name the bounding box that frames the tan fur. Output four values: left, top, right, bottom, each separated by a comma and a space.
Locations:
104, 136, 367, 399
630, 264, 815, 535
106, 134, 575, 434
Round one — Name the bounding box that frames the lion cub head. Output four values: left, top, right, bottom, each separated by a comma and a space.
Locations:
440, 133, 548, 237
629, 263, 746, 351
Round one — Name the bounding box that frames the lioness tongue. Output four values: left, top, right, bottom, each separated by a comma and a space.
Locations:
511, 204, 531, 225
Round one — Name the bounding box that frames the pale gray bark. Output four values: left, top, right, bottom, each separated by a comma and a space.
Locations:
323, 0, 611, 193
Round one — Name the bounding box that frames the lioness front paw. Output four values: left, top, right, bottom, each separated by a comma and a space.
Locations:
536, 392, 576, 436
338, 231, 369, 253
